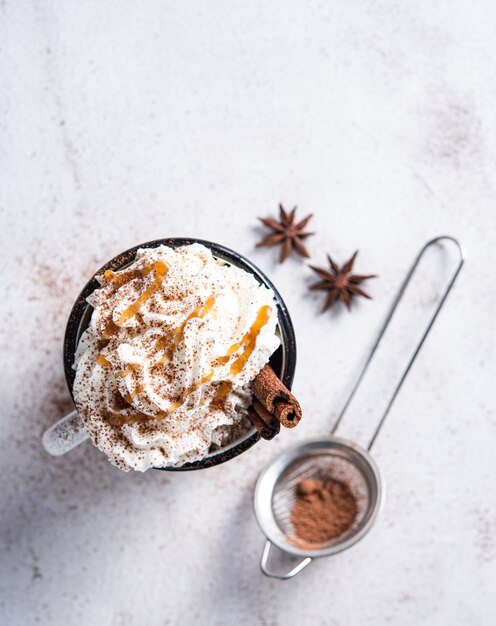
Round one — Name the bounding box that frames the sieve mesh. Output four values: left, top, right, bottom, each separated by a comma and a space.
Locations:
271, 450, 372, 551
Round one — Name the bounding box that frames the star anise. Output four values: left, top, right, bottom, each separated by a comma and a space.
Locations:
309, 251, 377, 312
257, 204, 314, 263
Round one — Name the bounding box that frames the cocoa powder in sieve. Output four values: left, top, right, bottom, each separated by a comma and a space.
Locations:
291, 478, 357, 544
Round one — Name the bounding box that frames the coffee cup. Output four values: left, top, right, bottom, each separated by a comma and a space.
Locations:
42, 238, 296, 471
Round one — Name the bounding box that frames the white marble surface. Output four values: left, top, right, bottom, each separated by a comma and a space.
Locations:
1, 1, 496, 624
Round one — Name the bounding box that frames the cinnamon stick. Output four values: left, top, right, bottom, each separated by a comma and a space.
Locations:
247, 399, 280, 440
251, 364, 302, 429
273, 399, 300, 428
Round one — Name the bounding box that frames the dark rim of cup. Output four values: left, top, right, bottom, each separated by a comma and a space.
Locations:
63, 238, 297, 471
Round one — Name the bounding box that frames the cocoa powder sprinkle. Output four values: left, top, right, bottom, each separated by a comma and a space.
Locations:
291, 478, 358, 544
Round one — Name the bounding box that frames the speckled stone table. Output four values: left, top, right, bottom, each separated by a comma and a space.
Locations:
1, 1, 495, 624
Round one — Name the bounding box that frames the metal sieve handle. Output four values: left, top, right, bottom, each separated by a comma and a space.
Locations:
260, 540, 312, 580
331, 236, 465, 451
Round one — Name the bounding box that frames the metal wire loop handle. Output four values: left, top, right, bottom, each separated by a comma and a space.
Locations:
260, 540, 313, 580
331, 236, 465, 451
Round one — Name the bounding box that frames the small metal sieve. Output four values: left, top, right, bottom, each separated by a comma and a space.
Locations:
254, 236, 465, 579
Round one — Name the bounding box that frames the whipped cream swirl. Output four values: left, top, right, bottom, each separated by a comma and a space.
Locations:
73, 243, 280, 471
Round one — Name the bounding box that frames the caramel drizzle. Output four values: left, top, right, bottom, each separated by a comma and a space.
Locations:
157, 306, 271, 418
155, 295, 216, 366
98, 259, 169, 356
103, 268, 142, 289
208, 381, 233, 410
213, 305, 272, 375
105, 304, 272, 427
106, 295, 217, 426
216, 381, 232, 398
96, 354, 111, 367
117, 363, 141, 378
163, 369, 215, 416
117, 260, 169, 326
229, 305, 272, 375
110, 370, 215, 426
102, 320, 120, 341
122, 384, 145, 404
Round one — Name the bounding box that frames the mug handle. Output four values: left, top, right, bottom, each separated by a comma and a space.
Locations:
42, 409, 89, 456
260, 540, 312, 580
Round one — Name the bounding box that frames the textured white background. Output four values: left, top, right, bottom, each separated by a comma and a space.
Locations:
1, 1, 495, 625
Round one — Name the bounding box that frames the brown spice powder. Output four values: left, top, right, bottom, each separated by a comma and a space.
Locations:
291, 478, 358, 544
